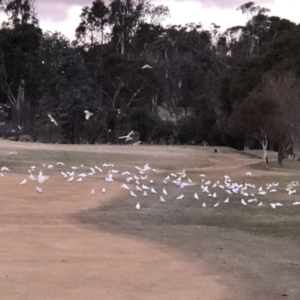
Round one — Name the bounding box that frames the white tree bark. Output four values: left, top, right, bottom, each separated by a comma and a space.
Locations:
258, 133, 268, 169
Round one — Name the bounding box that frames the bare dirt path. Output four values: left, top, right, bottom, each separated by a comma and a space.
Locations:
0, 173, 230, 300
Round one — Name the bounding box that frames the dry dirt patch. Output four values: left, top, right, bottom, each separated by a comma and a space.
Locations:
0, 173, 230, 300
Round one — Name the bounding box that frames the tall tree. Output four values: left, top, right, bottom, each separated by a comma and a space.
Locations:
1, 0, 38, 26
108, 0, 169, 55
0, 22, 42, 130
75, 0, 109, 48
236, 1, 270, 57
228, 90, 281, 168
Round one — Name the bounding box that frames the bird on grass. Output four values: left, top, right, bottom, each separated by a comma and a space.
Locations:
130, 191, 137, 197
36, 186, 42, 193
160, 196, 166, 203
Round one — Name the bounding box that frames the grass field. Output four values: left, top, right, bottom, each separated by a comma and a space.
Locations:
2, 140, 299, 240
1, 139, 300, 300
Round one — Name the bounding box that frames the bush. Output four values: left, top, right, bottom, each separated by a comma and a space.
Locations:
19, 135, 33, 142
175, 116, 200, 144
7, 136, 16, 141
129, 107, 160, 142
152, 120, 175, 144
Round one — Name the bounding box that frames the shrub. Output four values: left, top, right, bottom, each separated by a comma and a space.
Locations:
129, 107, 160, 142
152, 120, 175, 144
175, 116, 200, 144
19, 135, 33, 142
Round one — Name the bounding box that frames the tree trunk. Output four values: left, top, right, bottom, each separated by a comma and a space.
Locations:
257, 133, 269, 169
259, 137, 268, 169
278, 140, 285, 166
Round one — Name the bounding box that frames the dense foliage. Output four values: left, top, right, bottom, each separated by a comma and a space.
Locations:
0, 0, 299, 164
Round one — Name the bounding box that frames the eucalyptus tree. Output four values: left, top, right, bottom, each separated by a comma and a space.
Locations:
0, 0, 38, 26
236, 1, 270, 57
228, 89, 281, 168
38, 32, 101, 143
75, 0, 109, 48
0, 22, 42, 130
108, 0, 169, 56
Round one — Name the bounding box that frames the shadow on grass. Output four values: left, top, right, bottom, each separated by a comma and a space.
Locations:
76, 193, 300, 242
198, 215, 300, 240
250, 159, 300, 172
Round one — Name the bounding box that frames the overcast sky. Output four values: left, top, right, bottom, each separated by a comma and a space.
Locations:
35, 0, 299, 40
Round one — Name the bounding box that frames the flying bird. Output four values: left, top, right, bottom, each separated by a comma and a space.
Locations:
38, 171, 49, 184
142, 64, 153, 69
118, 130, 134, 142
48, 114, 58, 126
84, 110, 93, 120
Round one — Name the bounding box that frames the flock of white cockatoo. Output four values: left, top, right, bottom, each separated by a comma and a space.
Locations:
48, 110, 140, 144
1, 160, 300, 210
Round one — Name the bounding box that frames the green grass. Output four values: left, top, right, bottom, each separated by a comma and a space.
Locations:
0, 148, 145, 174
250, 159, 300, 171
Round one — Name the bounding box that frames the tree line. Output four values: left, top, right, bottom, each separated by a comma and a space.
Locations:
0, 0, 299, 165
